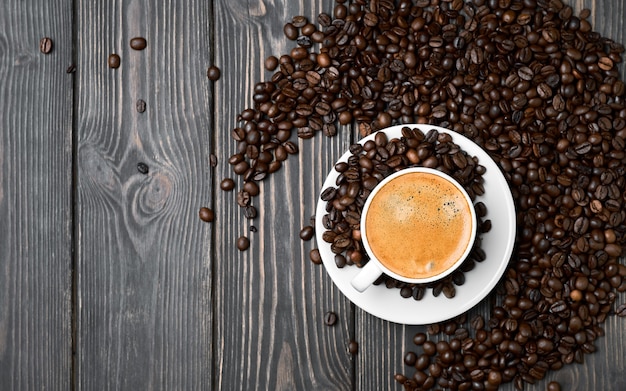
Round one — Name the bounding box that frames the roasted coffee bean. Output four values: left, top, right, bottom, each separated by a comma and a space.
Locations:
348, 340, 359, 355
198, 207, 214, 223
207, 66, 221, 81
220, 178, 235, 191
265, 55, 279, 71
137, 162, 149, 174
324, 311, 337, 326
129, 37, 147, 50
309, 248, 322, 264
236, 236, 250, 251
547, 381, 562, 391
39, 37, 53, 54
136, 99, 146, 113
300, 225, 314, 241
108, 53, 121, 69
244, 205, 257, 219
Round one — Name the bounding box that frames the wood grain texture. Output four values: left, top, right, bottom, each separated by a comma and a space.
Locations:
75, 1, 213, 389
0, 0, 73, 389
213, 0, 354, 389
356, 1, 626, 390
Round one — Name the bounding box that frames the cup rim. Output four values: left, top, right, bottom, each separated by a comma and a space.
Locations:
360, 166, 478, 284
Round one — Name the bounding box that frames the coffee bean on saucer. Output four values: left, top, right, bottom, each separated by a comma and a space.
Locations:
236, 236, 250, 251
199, 207, 214, 223
324, 311, 337, 326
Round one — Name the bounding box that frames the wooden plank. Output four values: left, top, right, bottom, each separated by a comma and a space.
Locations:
74, 1, 213, 389
357, 1, 626, 390
213, 0, 354, 389
0, 0, 73, 389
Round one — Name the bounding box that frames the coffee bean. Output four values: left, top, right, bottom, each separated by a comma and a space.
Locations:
39, 37, 53, 54
199, 207, 214, 223
137, 162, 149, 175
207, 66, 221, 81
309, 248, 322, 264
265, 55, 279, 71
108, 53, 121, 69
324, 311, 337, 326
136, 99, 146, 113
300, 225, 314, 241
244, 205, 257, 219
236, 236, 250, 251
403, 351, 417, 366
219, 178, 235, 192
547, 381, 561, 391
348, 340, 358, 355
129, 37, 147, 50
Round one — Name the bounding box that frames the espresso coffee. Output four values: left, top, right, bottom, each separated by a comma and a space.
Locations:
364, 171, 474, 280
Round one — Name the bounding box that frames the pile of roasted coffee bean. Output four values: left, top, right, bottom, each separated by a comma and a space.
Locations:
319, 126, 492, 299
223, 0, 626, 389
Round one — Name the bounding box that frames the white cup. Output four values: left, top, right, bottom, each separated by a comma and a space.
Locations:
351, 167, 477, 292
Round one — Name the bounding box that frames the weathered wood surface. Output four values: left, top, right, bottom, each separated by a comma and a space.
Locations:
0, 0, 625, 390
0, 0, 73, 389
74, 1, 213, 389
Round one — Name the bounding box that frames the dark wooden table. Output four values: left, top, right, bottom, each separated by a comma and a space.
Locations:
1, 0, 625, 389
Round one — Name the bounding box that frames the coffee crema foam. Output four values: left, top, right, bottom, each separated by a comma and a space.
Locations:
364, 172, 473, 280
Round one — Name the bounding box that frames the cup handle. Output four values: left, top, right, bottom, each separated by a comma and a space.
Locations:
350, 261, 383, 292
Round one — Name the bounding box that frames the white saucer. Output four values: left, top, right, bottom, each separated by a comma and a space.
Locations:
315, 124, 516, 325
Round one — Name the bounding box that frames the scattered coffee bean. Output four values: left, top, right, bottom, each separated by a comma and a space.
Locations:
137, 162, 149, 175
299, 225, 314, 241
348, 340, 358, 355
198, 207, 214, 223
244, 205, 257, 219
207, 65, 221, 81
309, 248, 322, 265
136, 99, 146, 113
129, 37, 147, 50
547, 381, 562, 391
220, 178, 235, 191
108, 53, 121, 69
324, 311, 337, 326
265, 55, 279, 71
39, 37, 53, 54
236, 236, 250, 251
